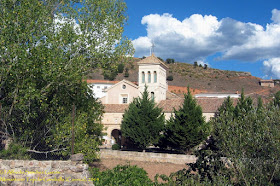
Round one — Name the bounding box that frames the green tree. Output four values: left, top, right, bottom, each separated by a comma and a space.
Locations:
163, 95, 280, 185
164, 87, 209, 152
166, 58, 175, 64
207, 94, 280, 185
121, 86, 165, 150
234, 89, 253, 117
0, 0, 133, 158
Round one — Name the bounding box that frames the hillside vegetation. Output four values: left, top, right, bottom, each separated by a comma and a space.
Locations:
88, 57, 280, 100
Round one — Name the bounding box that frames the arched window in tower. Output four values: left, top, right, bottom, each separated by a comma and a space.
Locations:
154, 71, 157, 83
151, 92, 155, 101
148, 71, 151, 83
142, 71, 145, 83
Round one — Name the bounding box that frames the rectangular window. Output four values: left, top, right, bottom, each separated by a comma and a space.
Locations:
123, 97, 128, 104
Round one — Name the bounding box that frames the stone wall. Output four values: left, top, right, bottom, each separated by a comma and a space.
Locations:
100, 149, 197, 164
0, 154, 94, 186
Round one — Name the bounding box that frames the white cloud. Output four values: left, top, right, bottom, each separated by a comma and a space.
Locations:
271, 9, 280, 24
263, 58, 280, 79
133, 9, 280, 78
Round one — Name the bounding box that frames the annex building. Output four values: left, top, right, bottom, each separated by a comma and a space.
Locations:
87, 54, 239, 145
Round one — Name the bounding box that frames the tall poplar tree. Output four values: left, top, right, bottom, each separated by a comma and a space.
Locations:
121, 86, 165, 150
0, 0, 133, 160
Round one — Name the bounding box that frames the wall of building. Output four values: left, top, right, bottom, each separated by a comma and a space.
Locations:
260, 82, 275, 87
101, 112, 215, 144
0, 157, 94, 186
102, 82, 139, 104
88, 83, 113, 98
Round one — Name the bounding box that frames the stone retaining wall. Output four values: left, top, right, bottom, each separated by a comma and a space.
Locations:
0, 156, 94, 186
100, 149, 197, 164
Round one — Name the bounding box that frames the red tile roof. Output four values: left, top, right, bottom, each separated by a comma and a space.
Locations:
104, 97, 238, 113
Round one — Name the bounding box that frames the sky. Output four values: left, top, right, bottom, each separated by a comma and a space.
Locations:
123, 0, 280, 79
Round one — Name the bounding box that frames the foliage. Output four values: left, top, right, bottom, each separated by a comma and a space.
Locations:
48, 105, 104, 163
124, 68, 129, 77
112, 143, 120, 150
117, 63, 125, 73
234, 89, 253, 117
90, 165, 153, 186
103, 69, 118, 80
273, 90, 280, 107
156, 94, 280, 185
0, 143, 31, 160
121, 86, 165, 150
166, 75, 173, 81
0, 0, 133, 159
157, 57, 164, 62
166, 58, 175, 64
163, 87, 209, 152
209, 94, 280, 185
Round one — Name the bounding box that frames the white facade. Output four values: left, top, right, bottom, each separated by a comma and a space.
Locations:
88, 83, 114, 98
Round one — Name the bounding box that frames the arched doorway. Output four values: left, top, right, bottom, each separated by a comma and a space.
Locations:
111, 129, 122, 145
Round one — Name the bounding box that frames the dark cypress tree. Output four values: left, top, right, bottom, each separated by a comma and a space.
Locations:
121, 86, 165, 150
164, 87, 209, 152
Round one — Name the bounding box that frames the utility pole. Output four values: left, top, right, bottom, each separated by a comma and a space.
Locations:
71, 104, 75, 155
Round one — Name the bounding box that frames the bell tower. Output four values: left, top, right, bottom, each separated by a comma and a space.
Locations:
137, 54, 168, 102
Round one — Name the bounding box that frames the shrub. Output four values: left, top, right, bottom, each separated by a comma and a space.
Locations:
0, 143, 31, 160
112, 144, 120, 150
167, 75, 173, 81
90, 165, 153, 186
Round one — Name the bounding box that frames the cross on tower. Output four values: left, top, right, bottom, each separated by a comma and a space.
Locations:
150, 41, 155, 55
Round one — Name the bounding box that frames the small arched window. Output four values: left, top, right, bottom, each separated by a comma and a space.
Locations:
148, 71, 151, 83
142, 71, 145, 83
154, 71, 157, 83
151, 92, 155, 101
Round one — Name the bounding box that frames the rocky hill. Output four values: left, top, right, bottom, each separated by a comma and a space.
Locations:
88, 57, 280, 102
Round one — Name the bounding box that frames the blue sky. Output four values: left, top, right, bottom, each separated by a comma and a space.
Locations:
123, 0, 280, 79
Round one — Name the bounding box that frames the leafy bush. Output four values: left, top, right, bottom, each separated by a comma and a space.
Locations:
166, 75, 173, 81
112, 144, 120, 150
0, 143, 31, 160
90, 165, 153, 186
